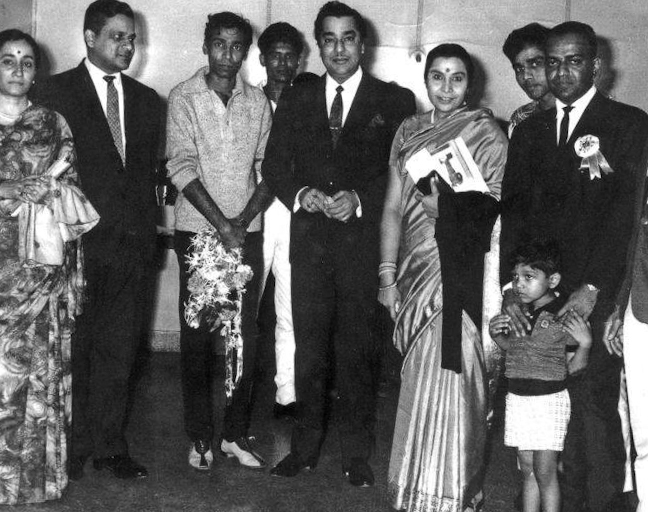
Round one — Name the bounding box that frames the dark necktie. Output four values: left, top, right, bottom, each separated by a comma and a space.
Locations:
104, 75, 125, 164
329, 85, 344, 147
558, 105, 574, 147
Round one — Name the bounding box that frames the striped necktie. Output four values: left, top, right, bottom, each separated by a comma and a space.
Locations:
104, 75, 125, 164
329, 85, 343, 147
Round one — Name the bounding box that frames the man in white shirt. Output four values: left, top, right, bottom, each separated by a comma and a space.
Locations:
500, 21, 648, 512
35, 0, 161, 481
257, 22, 304, 421
262, 0, 415, 487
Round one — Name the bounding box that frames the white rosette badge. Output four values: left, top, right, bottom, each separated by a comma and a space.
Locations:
574, 135, 613, 180
184, 228, 253, 403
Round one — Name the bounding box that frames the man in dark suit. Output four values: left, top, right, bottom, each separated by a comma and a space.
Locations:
500, 21, 648, 512
263, 0, 415, 487
35, 0, 160, 480
603, 149, 648, 512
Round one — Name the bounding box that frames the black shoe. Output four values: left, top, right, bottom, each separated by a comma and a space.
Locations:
93, 455, 148, 479
343, 458, 374, 487
273, 402, 296, 420
270, 453, 315, 477
69, 455, 88, 481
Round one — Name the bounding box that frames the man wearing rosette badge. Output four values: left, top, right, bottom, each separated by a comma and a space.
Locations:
501, 21, 648, 512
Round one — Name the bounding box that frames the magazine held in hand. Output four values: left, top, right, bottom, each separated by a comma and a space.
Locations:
405, 137, 489, 195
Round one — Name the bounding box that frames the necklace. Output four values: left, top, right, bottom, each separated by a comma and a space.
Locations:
0, 101, 30, 121
0, 110, 20, 121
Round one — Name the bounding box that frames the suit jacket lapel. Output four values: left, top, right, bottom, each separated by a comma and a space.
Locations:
540, 107, 557, 146
77, 62, 127, 168
123, 76, 137, 163
342, 72, 373, 135
77, 63, 109, 126
314, 76, 329, 134
313, 76, 336, 151
569, 92, 605, 146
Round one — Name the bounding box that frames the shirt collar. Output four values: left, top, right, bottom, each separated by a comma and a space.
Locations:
84, 58, 122, 87
555, 85, 597, 115
326, 67, 363, 95
198, 67, 246, 99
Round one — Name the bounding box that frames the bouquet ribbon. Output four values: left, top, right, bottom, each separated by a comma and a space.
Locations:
184, 229, 253, 404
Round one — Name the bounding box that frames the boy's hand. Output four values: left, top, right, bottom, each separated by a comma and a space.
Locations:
562, 310, 593, 348
489, 314, 512, 338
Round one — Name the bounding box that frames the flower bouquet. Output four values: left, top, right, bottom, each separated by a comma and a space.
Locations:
184, 228, 253, 402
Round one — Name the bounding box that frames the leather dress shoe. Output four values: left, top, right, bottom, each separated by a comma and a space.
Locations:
69, 455, 88, 481
93, 455, 148, 479
220, 436, 267, 469
343, 458, 374, 487
270, 453, 316, 477
188, 440, 213, 471
273, 402, 296, 421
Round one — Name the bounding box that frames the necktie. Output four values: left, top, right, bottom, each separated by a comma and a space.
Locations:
558, 105, 574, 147
329, 85, 344, 147
104, 75, 125, 164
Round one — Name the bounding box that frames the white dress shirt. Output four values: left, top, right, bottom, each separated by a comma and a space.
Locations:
555, 85, 597, 145
294, 68, 364, 216
84, 58, 126, 152
325, 67, 363, 126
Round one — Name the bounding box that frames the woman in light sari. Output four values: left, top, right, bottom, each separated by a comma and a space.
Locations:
0, 29, 99, 504
379, 44, 507, 511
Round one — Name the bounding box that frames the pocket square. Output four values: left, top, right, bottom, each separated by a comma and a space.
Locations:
368, 113, 386, 128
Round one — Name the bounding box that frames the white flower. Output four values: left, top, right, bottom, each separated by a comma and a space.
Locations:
182, 228, 253, 402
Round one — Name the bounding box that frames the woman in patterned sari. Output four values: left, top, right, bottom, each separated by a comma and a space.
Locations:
379, 44, 507, 511
0, 29, 99, 504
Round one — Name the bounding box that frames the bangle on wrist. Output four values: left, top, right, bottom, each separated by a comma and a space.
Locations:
379, 261, 396, 273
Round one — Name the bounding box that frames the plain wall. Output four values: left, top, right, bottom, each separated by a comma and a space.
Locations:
0, 0, 33, 34
31, 0, 648, 122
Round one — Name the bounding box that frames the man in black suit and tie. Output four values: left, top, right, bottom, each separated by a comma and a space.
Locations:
263, 1, 415, 487
35, 0, 160, 480
501, 21, 648, 512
